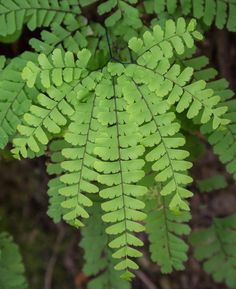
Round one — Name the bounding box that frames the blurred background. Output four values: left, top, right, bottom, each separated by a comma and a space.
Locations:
0, 24, 236, 289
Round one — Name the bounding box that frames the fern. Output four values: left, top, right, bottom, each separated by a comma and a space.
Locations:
202, 100, 236, 181
59, 92, 100, 228
0, 233, 28, 289
145, 0, 236, 31
0, 0, 81, 37
80, 202, 131, 289
145, 188, 191, 273
190, 214, 236, 288
47, 139, 69, 224
80, 0, 141, 31
0, 53, 38, 149
196, 174, 228, 193
1, 1, 236, 286
94, 66, 147, 279
12, 48, 92, 158
178, 50, 236, 182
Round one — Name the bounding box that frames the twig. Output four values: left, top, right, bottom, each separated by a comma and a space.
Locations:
135, 270, 159, 289
44, 224, 66, 289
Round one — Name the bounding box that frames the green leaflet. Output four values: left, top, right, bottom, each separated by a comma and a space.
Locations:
0, 233, 28, 289
190, 214, 236, 288
145, 189, 191, 273
145, 0, 236, 31
94, 65, 147, 279
81, 202, 131, 289
0, 0, 81, 36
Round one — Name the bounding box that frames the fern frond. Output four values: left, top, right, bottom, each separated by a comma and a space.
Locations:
58, 93, 100, 227
22, 48, 91, 88
179, 51, 236, 182
12, 49, 93, 158
0, 53, 38, 149
184, 54, 236, 180
129, 18, 202, 62
30, 17, 107, 56
190, 214, 236, 288
30, 19, 84, 55
196, 174, 228, 193
146, 0, 236, 31
0, 0, 81, 36
127, 20, 228, 130
203, 99, 236, 181
47, 139, 69, 224
0, 232, 28, 289
145, 189, 191, 273
81, 202, 131, 289
121, 74, 193, 210
81, 0, 141, 30
94, 65, 147, 279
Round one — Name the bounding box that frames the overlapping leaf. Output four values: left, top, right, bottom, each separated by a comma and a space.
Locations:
145, 0, 236, 31
190, 214, 236, 288
81, 202, 131, 289
179, 51, 236, 181
13, 48, 92, 158
145, 190, 191, 273
0, 53, 38, 149
0, 233, 28, 289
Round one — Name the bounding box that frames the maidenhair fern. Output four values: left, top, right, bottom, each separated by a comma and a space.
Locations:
196, 174, 228, 193
0, 233, 27, 289
145, 0, 236, 31
1, 0, 236, 287
145, 187, 191, 273
191, 214, 236, 288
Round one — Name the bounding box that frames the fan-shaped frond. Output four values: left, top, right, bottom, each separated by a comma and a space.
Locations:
145, 0, 236, 31
0, 232, 28, 289
0, 0, 81, 36
190, 214, 236, 288
81, 202, 131, 289
145, 189, 191, 273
